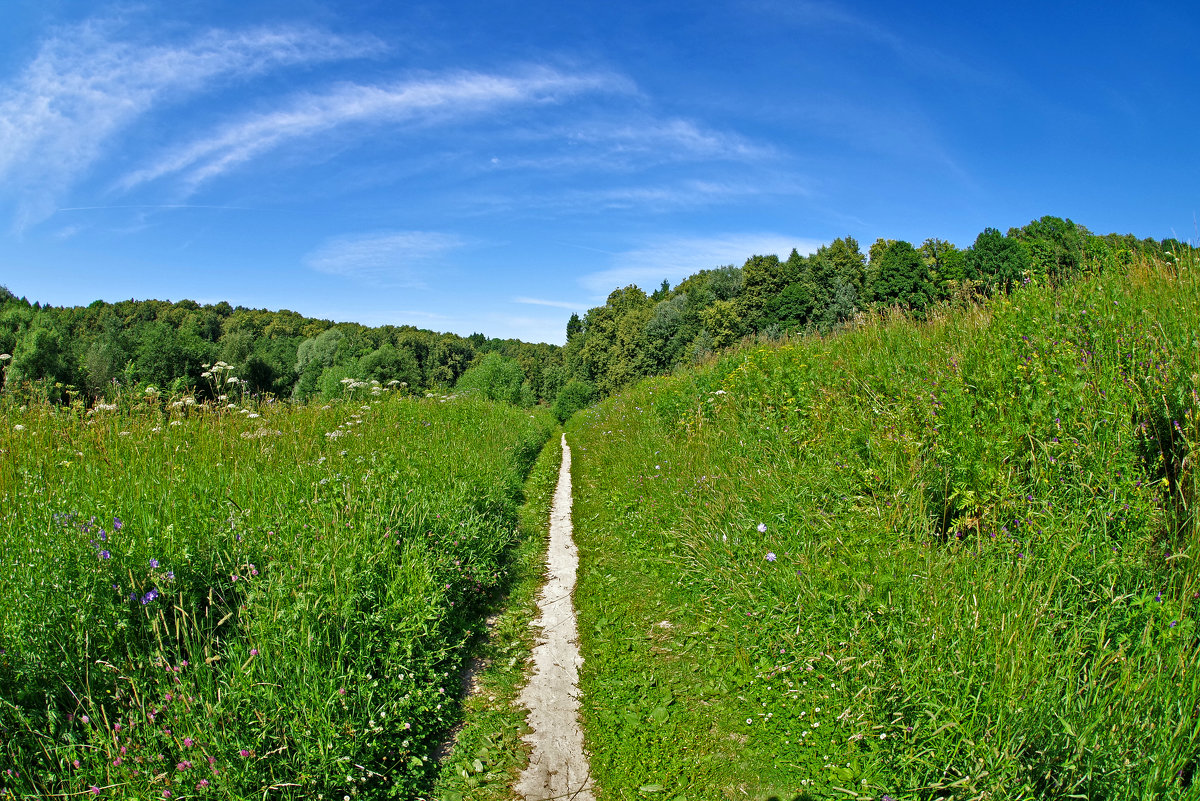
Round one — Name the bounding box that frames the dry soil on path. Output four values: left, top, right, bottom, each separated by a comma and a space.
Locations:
515, 434, 595, 800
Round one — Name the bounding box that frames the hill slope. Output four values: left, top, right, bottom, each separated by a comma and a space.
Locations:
566, 254, 1198, 799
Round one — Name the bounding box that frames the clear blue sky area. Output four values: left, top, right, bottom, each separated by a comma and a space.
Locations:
2, 0, 1196, 344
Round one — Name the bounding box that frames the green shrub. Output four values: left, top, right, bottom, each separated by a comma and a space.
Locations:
552, 378, 597, 422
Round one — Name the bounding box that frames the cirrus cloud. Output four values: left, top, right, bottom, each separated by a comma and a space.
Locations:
0, 16, 382, 230
120, 67, 634, 192
304, 230, 466, 286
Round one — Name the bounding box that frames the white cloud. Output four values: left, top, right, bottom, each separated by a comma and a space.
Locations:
304, 231, 464, 285
566, 118, 771, 160
513, 296, 589, 311
580, 233, 824, 296
122, 67, 632, 191
0, 16, 380, 229
553, 178, 807, 212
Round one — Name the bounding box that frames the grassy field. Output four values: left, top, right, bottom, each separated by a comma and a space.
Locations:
3, 252, 1198, 801
566, 255, 1199, 799
0, 388, 555, 799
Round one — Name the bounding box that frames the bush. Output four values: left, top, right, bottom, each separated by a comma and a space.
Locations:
455, 352, 532, 407
552, 378, 597, 422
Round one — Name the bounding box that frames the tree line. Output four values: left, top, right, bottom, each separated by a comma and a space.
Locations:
1, 216, 1187, 420
559, 216, 1190, 400
0, 292, 564, 407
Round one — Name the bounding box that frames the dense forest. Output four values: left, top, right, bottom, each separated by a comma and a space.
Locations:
0, 216, 1189, 419
560, 216, 1191, 399
0, 291, 564, 407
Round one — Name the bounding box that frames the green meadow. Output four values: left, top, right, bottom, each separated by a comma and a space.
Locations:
0, 389, 555, 799
566, 255, 1198, 799
1, 248, 1198, 801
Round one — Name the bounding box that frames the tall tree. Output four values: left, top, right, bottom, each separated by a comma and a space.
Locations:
966, 227, 1031, 294
868, 240, 934, 314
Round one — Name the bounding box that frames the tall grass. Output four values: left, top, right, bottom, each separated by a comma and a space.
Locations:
567, 254, 1198, 799
0, 390, 553, 799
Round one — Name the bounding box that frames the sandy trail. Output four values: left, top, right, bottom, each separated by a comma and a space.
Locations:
516, 434, 595, 800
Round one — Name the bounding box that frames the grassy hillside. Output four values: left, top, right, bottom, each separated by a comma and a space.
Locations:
0, 390, 555, 799
566, 255, 1198, 799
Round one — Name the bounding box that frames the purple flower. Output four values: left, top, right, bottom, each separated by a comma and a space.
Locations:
99, 550, 111, 560
149, 558, 160, 568
757, 522, 767, 533
141, 588, 159, 605
113, 517, 122, 531
249, 649, 259, 657
765, 552, 776, 562
1155, 592, 1162, 603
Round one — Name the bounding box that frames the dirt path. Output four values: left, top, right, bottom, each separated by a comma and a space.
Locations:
515, 434, 595, 800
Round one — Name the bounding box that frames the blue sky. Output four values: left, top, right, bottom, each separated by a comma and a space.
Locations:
1, 1, 1196, 344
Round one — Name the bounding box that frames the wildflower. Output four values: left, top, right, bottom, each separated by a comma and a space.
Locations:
250, 649, 259, 657
99, 550, 111, 560
90, 787, 100, 796
141, 588, 159, 604
81, 715, 89, 723
183, 737, 194, 747
757, 522, 767, 533
12, 424, 24, 431
765, 552, 776, 562
1155, 592, 1162, 603
239, 749, 250, 757
150, 558, 160, 568
1170, 620, 1178, 628
197, 779, 210, 788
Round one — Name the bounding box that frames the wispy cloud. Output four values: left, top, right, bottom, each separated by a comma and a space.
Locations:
580, 233, 824, 296
513, 296, 589, 311
553, 178, 806, 213
485, 117, 772, 175
759, 0, 996, 85
564, 118, 771, 161
121, 67, 632, 191
304, 230, 464, 285
0, 16, 380, 230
